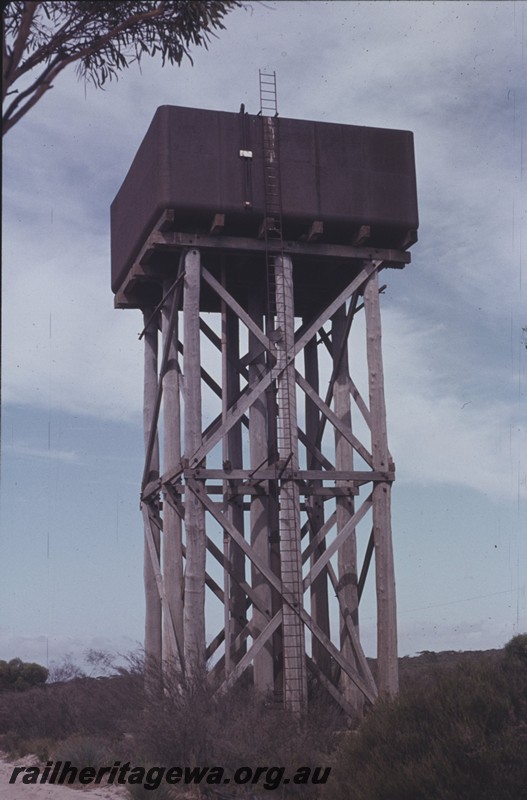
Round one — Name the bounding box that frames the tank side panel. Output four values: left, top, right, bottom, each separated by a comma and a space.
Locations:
167, 107, 222, 215
111, 106, 420, 294
315, 122, 364, 223
279, 118, 319, 220
316, 123, 419, 229
359, 127, 418, 228
111, 106, 171, 293
219, 111, 247, 212
254, 116, 418, 233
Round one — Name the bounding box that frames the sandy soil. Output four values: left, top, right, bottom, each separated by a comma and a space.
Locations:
0, 754, 128, 800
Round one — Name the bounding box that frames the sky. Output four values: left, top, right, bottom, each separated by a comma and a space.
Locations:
1, 0, 526, 671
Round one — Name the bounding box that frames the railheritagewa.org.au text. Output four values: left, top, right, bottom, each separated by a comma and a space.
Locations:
9, 761, 331, 791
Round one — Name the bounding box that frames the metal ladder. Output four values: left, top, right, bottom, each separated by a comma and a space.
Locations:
259, 69, 279, 116
259, 70, 282, 317
259, 68, 291, 469
259, 70, 307, 711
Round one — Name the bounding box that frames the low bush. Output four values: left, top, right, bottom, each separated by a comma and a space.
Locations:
504, 632, 527, 665
0, 658, 48, 692
3, 640, 526, 799
329, 652, 527, 800
51, 734, 113, 772
129, 664, 340, 798
0, 734, 55, 764
0, 669, 143, 744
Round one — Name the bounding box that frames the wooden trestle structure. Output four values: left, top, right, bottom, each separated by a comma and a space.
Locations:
117, 214, 408, 715
112, 75, 418, 714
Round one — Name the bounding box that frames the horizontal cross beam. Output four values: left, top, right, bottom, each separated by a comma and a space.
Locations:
147, 230, 411, 265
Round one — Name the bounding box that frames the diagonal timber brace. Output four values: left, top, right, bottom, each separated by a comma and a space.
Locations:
138, 246, 399, 713
186, 478, 376, 708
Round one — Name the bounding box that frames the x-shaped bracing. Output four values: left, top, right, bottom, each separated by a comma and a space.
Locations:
141, 250, 393, 712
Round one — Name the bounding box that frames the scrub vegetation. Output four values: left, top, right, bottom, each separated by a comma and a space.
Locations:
332, 635, 527, 800
0, 658, 48, 692
0, 637, 526, 798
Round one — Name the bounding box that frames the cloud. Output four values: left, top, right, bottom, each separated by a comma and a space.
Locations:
2, 228, 144, 422
381, 306, 526, 504
3, 443, 80, 464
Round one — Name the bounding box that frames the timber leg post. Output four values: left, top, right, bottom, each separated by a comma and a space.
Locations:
142, 305, 162, 685
182, 249, 207, 681
161, 278, 185, 673
364, 269, 398, 696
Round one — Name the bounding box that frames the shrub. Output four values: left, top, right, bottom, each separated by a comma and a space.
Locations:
0, 669, 143, 742
52, 734, 113, 770
129, 663, 340, 798
329, 651, 527, 800
0, 658, 48, 692
47, 654, 86, 683
504, 633, 527, 665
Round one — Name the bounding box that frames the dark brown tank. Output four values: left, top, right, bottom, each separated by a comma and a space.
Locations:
111, 105, 418, 294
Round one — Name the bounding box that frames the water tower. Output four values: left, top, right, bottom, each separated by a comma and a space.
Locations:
111, 74, 418, 715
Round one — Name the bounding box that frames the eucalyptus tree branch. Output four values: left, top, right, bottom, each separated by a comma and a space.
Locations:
3, 1, 38, 98
2, 1, 242, 135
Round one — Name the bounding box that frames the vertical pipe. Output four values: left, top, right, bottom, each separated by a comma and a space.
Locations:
162, 278, 185, 673
364, 269, 398, 697
274, 254, 307, 712
183, 249, 206, 681
332, 304, 362, 710
249, 287, 274, 693
142, 306, 162, 678
304, 331, 331, 675
221, 275, 246, 668
265, 314, 282, 694
221, 287, 232, 677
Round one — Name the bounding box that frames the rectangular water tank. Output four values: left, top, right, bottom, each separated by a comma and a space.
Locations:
111, 105, 418, 293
